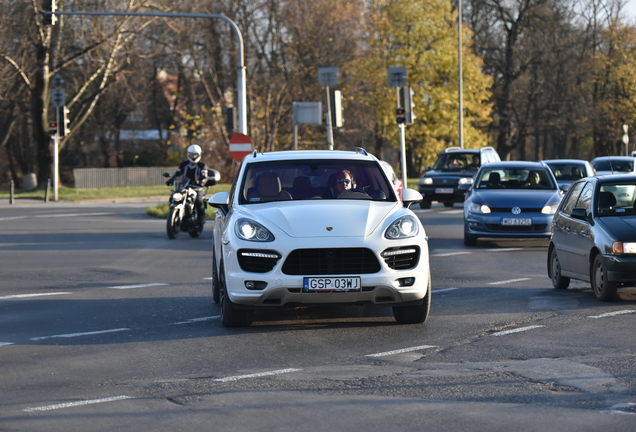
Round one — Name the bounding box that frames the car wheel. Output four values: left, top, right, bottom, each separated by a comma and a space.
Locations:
443, 202, 454, 208
550, 248, 570, 289
419, 199, 432, 209
221, 291, 254, 328
212, 251, 220, 304
591, 255, 617, 302
463, 226, 477, 246
392, 271, 432, 324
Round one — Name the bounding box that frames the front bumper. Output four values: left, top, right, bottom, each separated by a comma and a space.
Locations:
222, 238, 430, 308
604, 254, 636, 284
418, 186, 465, 203
465, 212, 553, 238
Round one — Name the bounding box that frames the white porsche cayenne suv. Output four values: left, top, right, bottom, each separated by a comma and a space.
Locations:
208, 148, 431, 327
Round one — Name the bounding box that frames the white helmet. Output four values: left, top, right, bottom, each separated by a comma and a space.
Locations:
187, 144, 202, 163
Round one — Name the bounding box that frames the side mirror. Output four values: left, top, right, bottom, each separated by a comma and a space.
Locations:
207, 169, 221, 186
401, 188, 423, 209
425, 166, 432, 172
570, 207, 587, 221
458, 183, 471, 192
208, 191, 229, 215
162, 172, 170, 178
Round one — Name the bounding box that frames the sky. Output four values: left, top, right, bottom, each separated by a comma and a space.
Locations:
623, 0, 636, 21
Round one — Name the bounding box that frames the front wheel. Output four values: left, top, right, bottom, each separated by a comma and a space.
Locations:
591, 255, 617, 302
550, 248, 570, 289
463, 225, 477, 246
393, 271, 432, 324
166, 207, 181, 239
188, 214, 204, 238
221, 292, 254, 328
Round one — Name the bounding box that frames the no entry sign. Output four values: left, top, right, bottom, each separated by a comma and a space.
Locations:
228, 133, 254, 162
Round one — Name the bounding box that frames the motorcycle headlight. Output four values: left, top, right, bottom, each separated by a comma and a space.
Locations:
420, 177, 433, 185
612, 242, 636, 254
235, 218, 275, 242
385, 216, 419, 239
468, 202, 491, 214
458, 177, 474, 185
172, 192, 184, 202
541, 202, 560, 214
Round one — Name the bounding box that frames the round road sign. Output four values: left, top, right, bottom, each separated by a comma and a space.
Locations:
228, 133, 254, 162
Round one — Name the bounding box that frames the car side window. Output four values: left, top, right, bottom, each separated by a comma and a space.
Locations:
560, 182, 585, 215
574, 183, 593, 214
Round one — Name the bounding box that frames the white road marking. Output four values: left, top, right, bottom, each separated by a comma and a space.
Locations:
366, 345, 437, 358
0, 292, 71, 300
485, 248, 522, 252
488, 278, 532, 285
109, 283, 169, 290
30, 328, 130, 341
23, 395, 134, 412
435, 288, 459, 293
212, 368, 302, 382
601, 402, 636, 415
1, 342, 14, 346
588, 310, 635, 319
431, 251, 472, 257
490, 325, 544, 337
33, 212, 115, 218
174, 316, 219, 324
0, 216, 28, 221
203, 277, 213, 280
442, 210, 464, 214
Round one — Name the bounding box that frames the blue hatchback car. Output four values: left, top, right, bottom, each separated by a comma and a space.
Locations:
462, 161, 563, 246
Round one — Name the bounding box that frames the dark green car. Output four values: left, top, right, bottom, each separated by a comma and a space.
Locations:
548, 174, 636, 301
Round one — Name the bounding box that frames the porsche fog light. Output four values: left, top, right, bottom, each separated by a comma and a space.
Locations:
236, 218, 274, 242
385, 216, 419, 239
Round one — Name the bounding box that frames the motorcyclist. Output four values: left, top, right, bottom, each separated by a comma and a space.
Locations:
166, 144, 209, 226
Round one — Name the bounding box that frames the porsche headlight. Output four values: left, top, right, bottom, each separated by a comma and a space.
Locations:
468, 202, 491, 214
458, 177, 474, 185
420, 177, 433, 185
385, 216, 419, 239
541, 202, 560, 214
235, 218, 274, 242
612, 242, 636, 254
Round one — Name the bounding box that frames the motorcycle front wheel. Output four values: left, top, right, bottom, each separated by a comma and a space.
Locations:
166, 207, 181, 239
188, 210, 204, 238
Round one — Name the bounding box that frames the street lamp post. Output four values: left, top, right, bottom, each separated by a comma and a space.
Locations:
458, 0, 464, 149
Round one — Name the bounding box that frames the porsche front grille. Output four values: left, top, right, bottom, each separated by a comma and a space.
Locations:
282, 248, 381, 275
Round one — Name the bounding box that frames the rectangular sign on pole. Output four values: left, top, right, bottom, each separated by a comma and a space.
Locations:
318, 67, 338, 87
293, 102, 323, 125
388, 67, 407, 88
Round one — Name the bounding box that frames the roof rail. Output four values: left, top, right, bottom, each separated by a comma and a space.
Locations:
443, 146, 462, 152
351, 147, 368, 156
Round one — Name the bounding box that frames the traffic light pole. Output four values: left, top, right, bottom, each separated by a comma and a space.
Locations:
325, 86, 334, 151
53, 110, 59, 202
46, 10, 248, 135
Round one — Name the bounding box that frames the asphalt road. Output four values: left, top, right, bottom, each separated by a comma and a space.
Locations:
1, 200, 635, 431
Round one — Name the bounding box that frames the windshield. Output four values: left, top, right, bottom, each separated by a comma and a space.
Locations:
593, 158, 634, 172
545, 162, 588, 181
432, 153, 480, 172
475, 167, 557, 190
239, 159, 397, 204
597, 183, 636, 216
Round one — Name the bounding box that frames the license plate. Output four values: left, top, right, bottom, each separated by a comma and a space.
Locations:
501, 218, 532, 226
435, 188, 454, 194
303, 277, 361, 292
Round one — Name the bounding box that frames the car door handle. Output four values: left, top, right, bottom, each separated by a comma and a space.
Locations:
565, 226, 571, 232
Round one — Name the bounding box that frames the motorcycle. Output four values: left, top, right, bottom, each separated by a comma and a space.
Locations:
162, 169, 220, 239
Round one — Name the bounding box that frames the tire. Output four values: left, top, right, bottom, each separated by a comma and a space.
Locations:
550, 248, 570, 289
212, 251, 220, 304
188, 217, 204, 238
221, 291, 254, 328
393, 271, 432, 324
443, 202, 454, 208
419, 199, 432, 209
591, 254, 617, 302
463, 226, 477, 246
166, 207, 181, 239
